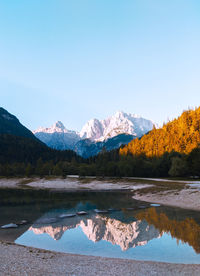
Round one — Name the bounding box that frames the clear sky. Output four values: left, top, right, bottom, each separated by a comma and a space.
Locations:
0, 0, 200, 131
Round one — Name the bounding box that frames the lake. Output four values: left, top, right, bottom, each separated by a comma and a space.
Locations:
0, 188, 200, 264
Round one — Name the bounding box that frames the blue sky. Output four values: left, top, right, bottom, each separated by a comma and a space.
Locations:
1, 0, 200, 131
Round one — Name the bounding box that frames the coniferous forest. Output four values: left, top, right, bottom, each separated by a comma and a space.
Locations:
1, 107, 200, 178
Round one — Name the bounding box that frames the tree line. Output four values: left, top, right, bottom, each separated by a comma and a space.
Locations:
1, 146, 200, 178
1, 107, 200, 178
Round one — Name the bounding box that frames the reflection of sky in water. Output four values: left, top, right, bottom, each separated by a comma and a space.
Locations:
15, 212, 200, 264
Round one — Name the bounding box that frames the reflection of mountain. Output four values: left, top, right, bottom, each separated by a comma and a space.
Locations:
136, 207, 200, 254
79, 216, 160, 250
30, 213, 160, 251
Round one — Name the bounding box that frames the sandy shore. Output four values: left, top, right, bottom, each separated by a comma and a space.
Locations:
0, 241, 199, 276
133, 186, 200, 211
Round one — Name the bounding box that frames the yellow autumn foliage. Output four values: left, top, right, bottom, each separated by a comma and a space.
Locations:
120, 107, 200, 157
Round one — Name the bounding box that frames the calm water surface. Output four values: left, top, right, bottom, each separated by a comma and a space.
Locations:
0, 188, 200, 264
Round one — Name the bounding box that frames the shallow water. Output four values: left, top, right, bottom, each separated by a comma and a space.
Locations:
0, 189, 200, 264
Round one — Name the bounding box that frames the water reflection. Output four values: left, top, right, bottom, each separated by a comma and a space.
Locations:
15, 205, 200, 263
136, 207, 200, 254
1, 189, 200, 263
30, 210, 160, 251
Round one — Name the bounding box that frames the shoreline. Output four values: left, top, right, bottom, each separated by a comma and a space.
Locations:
0, 241, 200, 276
1, 177, 200, 275
1, 177, 200, 211
133, 187, 200, 211
0, 177, 154, 190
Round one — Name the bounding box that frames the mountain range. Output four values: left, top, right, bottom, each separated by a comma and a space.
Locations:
34, 111, 154, 157
1, 106, 200, 178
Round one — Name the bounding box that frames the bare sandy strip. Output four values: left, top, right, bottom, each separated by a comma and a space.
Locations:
27, 179, 153, 190
0, 178, 153, 191
0, 241, 199, 276
133, 187, 200, 211
0, 179, 21, 188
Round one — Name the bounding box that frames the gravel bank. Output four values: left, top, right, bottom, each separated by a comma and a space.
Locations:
133, 188, 200, 211
0, 241, 200, 276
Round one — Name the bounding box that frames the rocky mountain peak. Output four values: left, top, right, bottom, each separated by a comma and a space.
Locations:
80, 111, 154, 141
50, 121, 67, 133
34, 121, 69, 134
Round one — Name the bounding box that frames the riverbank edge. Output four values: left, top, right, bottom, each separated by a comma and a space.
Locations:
133, 187, 200, 211
0, 240, 200, 276
1, 177, 200, 211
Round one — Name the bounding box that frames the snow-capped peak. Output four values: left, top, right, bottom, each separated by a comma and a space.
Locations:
33, 121, 75, 134
115, 110, 125, 117
114, 111, 141, 119
80, 118, 103, 140
33, 121, 80, 150
54, 121, 66, 131
79, 111, 155, 141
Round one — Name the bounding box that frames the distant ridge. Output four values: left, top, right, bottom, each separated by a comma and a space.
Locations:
75, 133, 135, 158
33, 121, 80, 150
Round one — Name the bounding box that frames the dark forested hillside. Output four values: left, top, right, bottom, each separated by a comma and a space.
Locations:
0, 134, 80, 164
0, 107, 81, 163
0, 107, 37, 139
0, 133, 83, 177
120, 107, 200, 157
0, 108, 83, 176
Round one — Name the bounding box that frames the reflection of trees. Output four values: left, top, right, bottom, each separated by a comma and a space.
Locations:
136, 207, 200, 253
